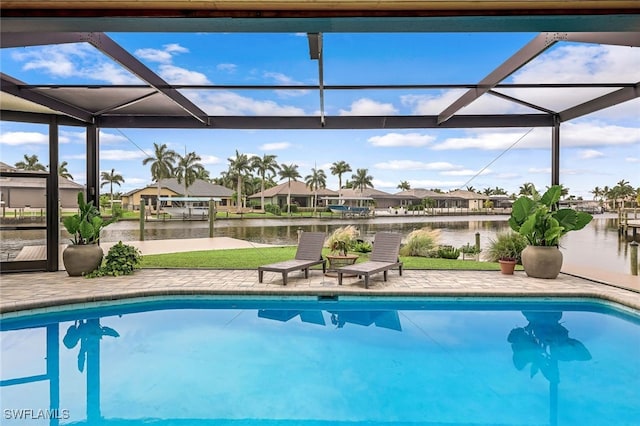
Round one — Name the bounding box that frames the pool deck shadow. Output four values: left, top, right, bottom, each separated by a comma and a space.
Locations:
2, 237, 639, 315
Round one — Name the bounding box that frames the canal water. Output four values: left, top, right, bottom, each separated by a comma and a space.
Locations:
2, 214, 638, 276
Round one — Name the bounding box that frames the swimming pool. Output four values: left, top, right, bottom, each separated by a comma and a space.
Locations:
1, 297, 639, 425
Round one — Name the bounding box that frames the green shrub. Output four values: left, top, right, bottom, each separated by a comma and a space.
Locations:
264, 204, 281, 216
437, 245, 460, 259
399, 227, 440, 257
485, 232, 528, 263
86, 241, 142, 278
286, 204, 298, 214
352, 240, 373, 253
460, 243, 481, 255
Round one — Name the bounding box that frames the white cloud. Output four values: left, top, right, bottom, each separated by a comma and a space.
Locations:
200, 155, 221, 165
92, 62, 142, 84
260, 142, 291, 150
401, 90, 531, 115
135, 43, 188, 64
339, 98, 398, 116
135, 48, 174, 64
625, 157, 639, 163
441, 168, 491, 176
217, 63, 237, 73
12, 43, 141, 84
192, 91, 305, 116
263, 72, 309, 97
527, 167, 583, 176
99, 131, 129, 145
164, 43, 189, 54
100, 150, 147, 160
408, 179, 465, 189
502, 44, 640, 112
159, 65, 211, 85
431, 121, 640, 151
579, 149, 604, 159
401, 44, 640, 117
263, 72, 299, 85
374, 160, 462, 171
514, 44, 640, 84
368, 132, 435, 147
432, 129, 541, 151
14, 43, 92, 78
0, 131, 48, 146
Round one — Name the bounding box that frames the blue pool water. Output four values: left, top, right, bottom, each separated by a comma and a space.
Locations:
1, 297, 639, 426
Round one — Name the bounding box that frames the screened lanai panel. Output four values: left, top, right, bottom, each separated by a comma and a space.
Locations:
493, 87, 640, 114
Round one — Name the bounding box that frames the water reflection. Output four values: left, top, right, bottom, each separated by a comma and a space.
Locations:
508, 311, 592, 426
257, 309, 402, 331
63, 320, 119, 373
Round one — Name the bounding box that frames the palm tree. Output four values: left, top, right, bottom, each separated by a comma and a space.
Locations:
100, 168, 125, 206
305, 167, 327, 214
252, 154, 280, 211
493, 186, 508, 195
397, 181, 410, 191
351, 168, 374, 194
613, 179, 634, 208
142, 143, 178, 217
518, 182, 537, 197
278, 163, 301, 215
602, 185, 612, 210
175, 151, 204, 197
15, 154, 46, 171
465, 185, 476, 193
227, 150, 253, 213
195, 168, 210, 181
330, 161, 352, 196
59, 161, 73, 180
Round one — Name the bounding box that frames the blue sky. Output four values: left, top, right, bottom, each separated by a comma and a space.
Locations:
1, 32, 638, 198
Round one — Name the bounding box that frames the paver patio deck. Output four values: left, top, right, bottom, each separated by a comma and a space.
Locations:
1, 237, 639, 316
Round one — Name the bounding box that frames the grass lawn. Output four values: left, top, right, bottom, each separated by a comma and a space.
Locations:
140, 247, 514, 271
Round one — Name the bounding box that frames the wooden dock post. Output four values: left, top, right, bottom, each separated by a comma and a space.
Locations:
139, 199, 145, 241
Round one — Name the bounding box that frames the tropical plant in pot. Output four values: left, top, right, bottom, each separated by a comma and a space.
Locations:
508, 185, 593, 279
485, 232, 528, 275
62, 192, 116, 276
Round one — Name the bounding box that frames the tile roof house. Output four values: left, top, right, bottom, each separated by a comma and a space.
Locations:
248, 180, 337, 208
121, 178, 234, 211
0, 161, 84, 209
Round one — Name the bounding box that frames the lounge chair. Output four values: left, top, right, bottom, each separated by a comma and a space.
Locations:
258, 232, 326, 285
337, 232, 403, 288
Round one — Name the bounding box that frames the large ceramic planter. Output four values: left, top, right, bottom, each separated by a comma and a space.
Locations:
63, 244, 104, 276
521, 245, 563, 279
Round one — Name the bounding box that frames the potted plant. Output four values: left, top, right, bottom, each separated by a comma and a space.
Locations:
325, 225, 359, 271
62, 192, 116, 276
508, 185, 593, 279
485, 232, 528, 275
